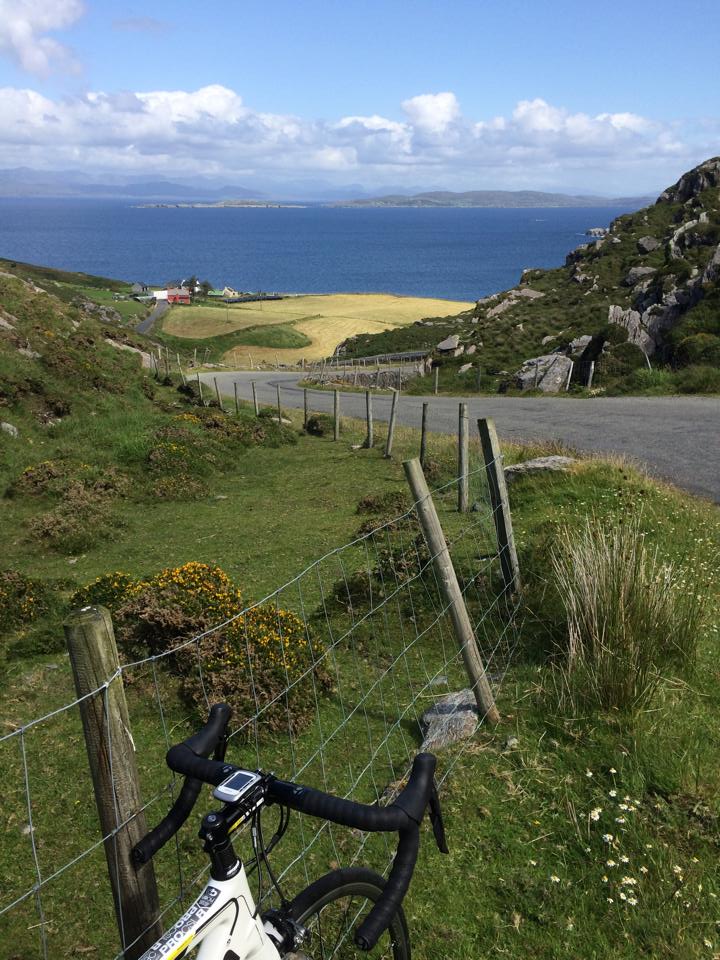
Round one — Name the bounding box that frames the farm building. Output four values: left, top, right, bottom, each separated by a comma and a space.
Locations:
167, 287, 191, 304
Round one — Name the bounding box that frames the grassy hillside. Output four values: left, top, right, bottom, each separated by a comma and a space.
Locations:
340, 158, 720, 396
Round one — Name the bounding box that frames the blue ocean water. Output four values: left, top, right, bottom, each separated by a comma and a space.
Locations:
0, 200, 636, 301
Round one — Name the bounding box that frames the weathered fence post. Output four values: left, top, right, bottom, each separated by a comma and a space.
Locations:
476, 365, 481, 392
303, 387, 309, 428
403, 460, 500, 724
458, 402, 469, 513
477, 418, 521, 592
333, 389, 340, 441
587, 360, 595, 389
213, 377, 224, 411
434, 365, 439, 395
196, 372, 204, 406
251, 380, 259, 416
365, 389, 374, 448
176, 353, 186, 386
276, 384, 282, 423
384, 389, 398, 459
420, 401, 429, 468
233, 381, 239, 414
65, 606, 163, 959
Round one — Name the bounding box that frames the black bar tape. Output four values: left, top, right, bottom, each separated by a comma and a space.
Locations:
268, 780, 408, 832
184, 702, 232, 757
132, 777, 202, 864
165, 744, 234, 785
355, 827, 420, 951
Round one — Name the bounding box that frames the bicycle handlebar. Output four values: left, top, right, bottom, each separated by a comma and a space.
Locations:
134, 704, 447, 951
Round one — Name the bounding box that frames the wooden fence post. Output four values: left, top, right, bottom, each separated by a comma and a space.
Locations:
420, 401, 429, 468
384, 389, 398, 459
476, 365, 481, 392
434, 366, 439, 395
213, 377, 224, 411
196, 373, 204, 406
303, 387, 309, 428
458, 402, 469, 513
276, 384, 282, 423
233, 381, 239, 414
403, 461, 500, 725
251, 380, 259, 416
176, 353, 186, 386
65, 606, 163, 959
365, 389, 374, 448
477, 418, 521, 592
333, 389, 340, 441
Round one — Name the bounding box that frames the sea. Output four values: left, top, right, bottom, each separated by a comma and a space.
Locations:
0, 200, 639, 301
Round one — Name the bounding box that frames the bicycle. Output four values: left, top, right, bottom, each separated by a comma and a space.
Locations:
133, 703, 448, 959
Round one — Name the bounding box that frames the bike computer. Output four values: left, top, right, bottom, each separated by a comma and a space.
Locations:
213, 769, 263, 804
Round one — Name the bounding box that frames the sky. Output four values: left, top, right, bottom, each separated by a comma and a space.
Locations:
0, 0, 718, 197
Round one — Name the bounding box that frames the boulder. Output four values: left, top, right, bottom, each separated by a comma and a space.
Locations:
702, 243, 720, 284
487, 298, 515, 318
541, 334, 556, 346
465, 344, 477, 355
568, 334, 592, 357
505, 455, 577, 483
458, 363, 473, 375
515, 354, 574, 393
586, 227, 608, 237
436, 334, 460, 352
420, 689, 478, 752
624, 266, 657, 287
1, 421, 19, 438
637, 236, 660, 254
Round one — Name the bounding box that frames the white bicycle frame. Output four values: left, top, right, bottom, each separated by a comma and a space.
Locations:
139, 861, 282, 960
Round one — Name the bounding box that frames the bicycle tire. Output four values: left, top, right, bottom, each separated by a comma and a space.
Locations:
283, 866, 411, 960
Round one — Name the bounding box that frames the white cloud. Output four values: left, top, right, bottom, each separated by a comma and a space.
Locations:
0, 83, 712, 193
401, 92, 460, 135
0, 0, 84, 75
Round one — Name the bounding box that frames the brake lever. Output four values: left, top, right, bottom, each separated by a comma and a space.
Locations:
428, 782, 449, 854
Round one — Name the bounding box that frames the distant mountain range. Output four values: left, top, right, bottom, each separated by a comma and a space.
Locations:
0, 168, 655, 208
332, 190, 656, 209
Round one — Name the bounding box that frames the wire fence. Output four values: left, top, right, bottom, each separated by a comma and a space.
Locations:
0, 457, 524, 959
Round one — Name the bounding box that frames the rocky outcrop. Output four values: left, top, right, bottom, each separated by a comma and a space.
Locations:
505, 455, 577, 482
586, 227, 608, 237
657, 156, 720, 204
436, 334, 460, 352
515, 354, 574, 392
625, 266, 657, 286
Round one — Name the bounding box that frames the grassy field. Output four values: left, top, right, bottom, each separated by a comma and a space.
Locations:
2, 263, 720, 959
161, 293, 472, 364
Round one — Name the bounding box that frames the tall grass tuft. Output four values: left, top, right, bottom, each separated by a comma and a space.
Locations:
551, 513, 704, 713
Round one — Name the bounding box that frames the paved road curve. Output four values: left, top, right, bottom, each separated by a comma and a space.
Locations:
202, 371, 720, 503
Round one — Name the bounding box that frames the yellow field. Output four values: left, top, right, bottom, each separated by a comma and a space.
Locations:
162, 293, 472, 364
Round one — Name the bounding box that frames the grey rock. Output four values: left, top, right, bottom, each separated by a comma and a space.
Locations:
436, 334, 460, 352
515, 288, 544, 299
515, 354, 574, 393
624, 266, 657, 287
586, 227, 608, 237
637, 236, 660, 254
1, 421, 19, 438
608, 305, 654, 355
568, 335, 592, 357
420, 689, 478, 752
487, 298, 515, 318
465, 344, 477, 355
505, 455, 576, 483
18, 346, 41, 359
503, 736, 520, 751
541, 334, 556, 346
458, 362, 473, 375
702, 243, 720, 284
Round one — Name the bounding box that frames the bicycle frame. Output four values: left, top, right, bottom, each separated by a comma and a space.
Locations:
139, 863, 281, 960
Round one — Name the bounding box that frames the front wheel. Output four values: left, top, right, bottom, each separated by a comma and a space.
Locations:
283, 866, 411, 960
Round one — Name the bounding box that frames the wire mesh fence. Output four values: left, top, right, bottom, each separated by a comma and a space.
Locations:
0, 456, 524, 959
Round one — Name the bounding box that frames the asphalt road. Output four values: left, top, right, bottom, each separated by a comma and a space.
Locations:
202, 371, 720, 503
136, 299, 168, 334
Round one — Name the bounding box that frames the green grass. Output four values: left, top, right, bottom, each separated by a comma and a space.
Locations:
2, 258, 720, 958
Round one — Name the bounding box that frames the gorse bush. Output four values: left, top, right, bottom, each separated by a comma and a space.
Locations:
551, 514, 705, 713
76, 562, 329, 735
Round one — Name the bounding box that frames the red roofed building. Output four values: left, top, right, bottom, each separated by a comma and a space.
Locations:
167, 287, 191, 305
